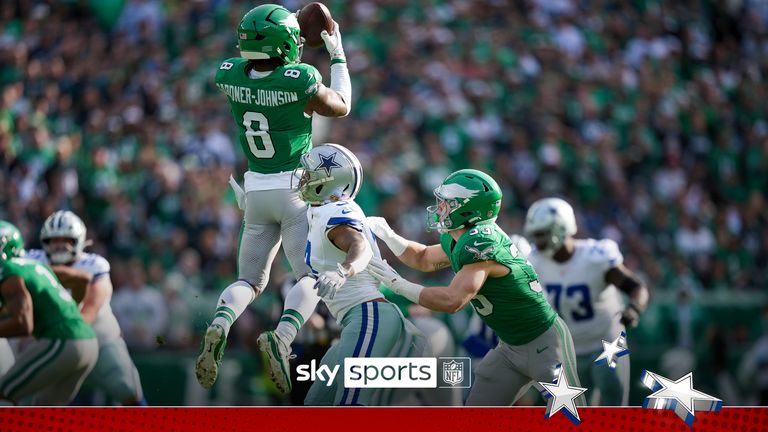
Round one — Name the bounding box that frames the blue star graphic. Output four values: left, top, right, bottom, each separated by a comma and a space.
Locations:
315, 152, 342, 176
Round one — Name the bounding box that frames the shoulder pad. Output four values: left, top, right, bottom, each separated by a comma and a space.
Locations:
77, 253, 111, 275
585, 238, 623, 268
283, 63, 322, 96
457, 226, 499, 264
325, 201, 364, 232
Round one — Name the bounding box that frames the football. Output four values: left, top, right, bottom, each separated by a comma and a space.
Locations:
297, 2, 334, 49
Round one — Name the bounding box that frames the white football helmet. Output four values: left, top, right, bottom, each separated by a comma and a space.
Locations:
523, 197, 577, 258
294, 143, 363, 205
40, 210, 87, 264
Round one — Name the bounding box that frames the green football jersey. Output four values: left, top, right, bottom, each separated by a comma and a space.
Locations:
215, 57, 322, 174
0, 257, 95, 339
440, 223, 556, 345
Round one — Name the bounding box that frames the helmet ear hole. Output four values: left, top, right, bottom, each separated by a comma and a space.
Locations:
315, 185, 323, 194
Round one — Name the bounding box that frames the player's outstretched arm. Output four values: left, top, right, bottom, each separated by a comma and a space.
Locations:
329, 224, 373, 277
305, 21, 351, 117
78, 275, 113, 324
366, 217, 451, 272
0, 277, 33, 337
606, 264, 649, 328
369, 258, 498, 314
50, 265, 91, 303
305, 85, 349, 117
314, 224, 374, 299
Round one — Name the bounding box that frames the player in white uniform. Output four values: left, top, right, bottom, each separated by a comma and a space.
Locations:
524, 198, 649, 405
273, 143, 423, 405
28, 211, 145, 405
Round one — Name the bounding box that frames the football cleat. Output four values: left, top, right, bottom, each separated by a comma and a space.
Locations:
257, 331, 294, 394
196, 324, 226, 390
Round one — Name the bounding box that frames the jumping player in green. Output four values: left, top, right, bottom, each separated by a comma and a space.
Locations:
367, 169, 585, 406
0, 221, 98, 405
197, 4, 351, 393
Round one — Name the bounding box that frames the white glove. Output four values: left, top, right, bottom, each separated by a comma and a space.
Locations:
365, 217, 408, 256
320, 21, 345, 63
367, 257, 423, 304
314, 263, 349, 299
228, 175, 246, 210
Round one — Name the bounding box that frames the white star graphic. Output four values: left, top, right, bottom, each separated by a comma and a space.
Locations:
593, 331, 630, 369
642, 370, 722, 427
539, 366, 587, 425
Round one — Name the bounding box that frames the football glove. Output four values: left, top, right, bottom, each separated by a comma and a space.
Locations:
321, 21, 345, 63
620, 303, 641, 328
314, 263, 349, 299
365, 216, 408, 256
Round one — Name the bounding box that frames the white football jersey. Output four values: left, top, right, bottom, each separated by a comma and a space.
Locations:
306, 200, 383, 321
27, 249, 122, 343
528, 239, 625, 355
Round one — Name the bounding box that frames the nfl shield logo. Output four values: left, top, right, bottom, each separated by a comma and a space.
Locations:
443, 360, 463, 386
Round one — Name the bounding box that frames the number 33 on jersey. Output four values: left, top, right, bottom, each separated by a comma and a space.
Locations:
215, 57, 323, 174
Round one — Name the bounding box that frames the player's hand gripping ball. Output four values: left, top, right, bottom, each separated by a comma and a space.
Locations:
297, 2, 334, 48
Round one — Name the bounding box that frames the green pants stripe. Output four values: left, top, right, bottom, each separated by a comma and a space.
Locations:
553, 318, 581, 387
7, 340, 66, 399
0, 339, 59, 397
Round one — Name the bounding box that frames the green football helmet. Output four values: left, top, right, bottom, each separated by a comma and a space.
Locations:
0, 221, 24, 261
237, 4, 303, 64
427, 169, 502, 232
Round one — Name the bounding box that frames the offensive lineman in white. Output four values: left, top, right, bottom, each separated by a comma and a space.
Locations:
524, 198, 649, 405
292, 143, 424, 405
27, 211, 145, 405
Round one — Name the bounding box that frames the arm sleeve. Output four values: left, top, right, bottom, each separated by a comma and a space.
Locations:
439, 233, 453, 259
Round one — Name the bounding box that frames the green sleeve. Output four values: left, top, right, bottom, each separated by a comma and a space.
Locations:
439, 233, 453, 258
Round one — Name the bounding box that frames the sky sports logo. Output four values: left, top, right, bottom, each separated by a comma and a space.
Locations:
296, 357, 472, 389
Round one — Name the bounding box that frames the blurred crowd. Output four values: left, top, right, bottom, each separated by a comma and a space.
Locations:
0, 0, 767, 390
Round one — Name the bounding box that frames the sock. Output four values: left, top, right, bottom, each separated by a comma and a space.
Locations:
212, 280, 258, 336
274, 276, 320, 345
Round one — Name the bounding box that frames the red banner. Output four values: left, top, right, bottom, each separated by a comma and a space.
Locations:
0, 407, 764, 432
